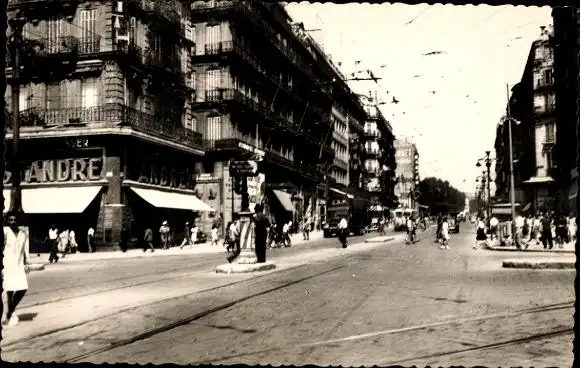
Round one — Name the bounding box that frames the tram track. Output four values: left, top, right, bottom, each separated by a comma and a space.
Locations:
180, 300, 574, 365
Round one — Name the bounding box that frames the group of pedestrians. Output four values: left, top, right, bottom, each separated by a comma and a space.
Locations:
45, 224, 91, 263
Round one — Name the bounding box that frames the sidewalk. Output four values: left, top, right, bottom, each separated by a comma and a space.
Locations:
502, 257, 576, 269
485, 239, 575, 254
30, 231, 327, 268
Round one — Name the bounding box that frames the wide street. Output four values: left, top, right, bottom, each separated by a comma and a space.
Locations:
2, 226, 574, 366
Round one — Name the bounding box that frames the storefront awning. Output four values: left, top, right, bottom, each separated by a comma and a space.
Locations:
522, 176, 555, 184
329, 187, 354, 199
272, 189, 294, 212
130, 187, 215, 212
3, 186, 103, 214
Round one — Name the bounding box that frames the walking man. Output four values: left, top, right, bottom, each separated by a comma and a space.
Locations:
48, 224, 59, 263
253, 204, 270, 263
541, 213, 554, 249
2, 212, 30, 327
143, 227, 155, 252
180, 222, 192, 249
338, 216, 349, 248
159, 221, 170, 249
227, 218, 242, 263
439, 216, 450, 250
120, 226, 129, 252
87, 227, 95, 253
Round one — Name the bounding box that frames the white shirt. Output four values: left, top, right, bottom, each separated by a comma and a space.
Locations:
283, 223, 290, 233
211, 228, 218, 240
442, 222, 449, 235
49, 228, 58, 240
477, 220, 485, 229
515, 216, 525, 229
191, 226, 199, 242
490, 217, 499, 227
338, 218, 348, 229
87, 228, 95, 237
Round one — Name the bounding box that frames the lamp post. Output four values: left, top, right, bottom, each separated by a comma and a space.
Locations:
477, 152, 495, 225
505, 83, 520, 242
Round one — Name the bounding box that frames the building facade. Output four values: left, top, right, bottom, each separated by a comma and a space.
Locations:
362, 105, 397, 209
394, 138, 419, 208
4, 0, 215, 252
495, 21, 578, 216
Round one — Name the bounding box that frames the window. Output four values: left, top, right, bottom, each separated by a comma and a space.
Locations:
546, 123, 555, 142
18, 85, 30, 112
544, 69, 553, 84
46, 81, 65, 109
81, 78, 98, 108
47, 16, 67, 53
80, 10, 97, 52
206, 116, 222, 140
546, 151, 553, 170
185, 115, 197, 131
205, 24, 221, 47
206, 69, 221, 91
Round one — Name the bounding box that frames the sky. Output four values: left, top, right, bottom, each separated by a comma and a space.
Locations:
284, 3, 553, 195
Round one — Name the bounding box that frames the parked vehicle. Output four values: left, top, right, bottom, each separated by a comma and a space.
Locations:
448, 212, 460, 233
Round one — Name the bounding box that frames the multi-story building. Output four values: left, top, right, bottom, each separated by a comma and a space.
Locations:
4, 0, 212, 252
551, 7, 579, 215
496, 22, 577, 215
494, 76, 536, 206
188, 2, 378, 230
362, 105, 397, 209
394, 137, 418, 208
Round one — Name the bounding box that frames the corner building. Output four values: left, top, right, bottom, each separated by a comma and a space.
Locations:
4, 0, 212, 252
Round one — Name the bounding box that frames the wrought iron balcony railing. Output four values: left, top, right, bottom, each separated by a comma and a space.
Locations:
142, 0, 180, 25
6, 104, 203, 150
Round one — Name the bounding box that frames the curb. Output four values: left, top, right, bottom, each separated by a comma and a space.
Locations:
502, 259, 576, 269
487, 246, 574, 254
364, 236, 395, 244
28, 263, 46, 272
216, 262, 276, 274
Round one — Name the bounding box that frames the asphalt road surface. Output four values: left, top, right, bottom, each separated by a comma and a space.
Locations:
3, 227, 574, 366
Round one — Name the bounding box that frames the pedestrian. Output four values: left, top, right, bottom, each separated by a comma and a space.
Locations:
120, 226, 129, 252
568, 214, 576, 244
302, 219, 310, 241
474, 217, 487, 250
337, 216, 349, 248
439, 216, 450, 250
143, 227, 155, 252
533, 214, 542, 246
191, 222, 199, 245
180, 222, 192, 249
253, 204, 270, 263
541, 213, 554, 249
227, 218, 242, 263
436, 213, 443, 243
282, 221, 291, 247
2, 212, 30, 327
211, 224, 219, 246
489, 216, 499, 241
69, 229, 78, 254
87, 227, 95, 253
48, 224, 59, 263
267, 219, 278, 249
159, 221, 170, 249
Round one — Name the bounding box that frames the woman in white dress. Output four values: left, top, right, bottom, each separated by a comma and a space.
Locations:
2, 213, 30, 326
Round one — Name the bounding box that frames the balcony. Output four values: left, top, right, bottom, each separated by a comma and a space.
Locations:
534, 103, 556, 116
535, 77, 554, 90
190, 0, 237, 21
5, 104, 203, 151
27, 35, 79, 58
364, 148, 381, 157
141, 0, 180, 26
363, 130, 380, 140
8, 0, 80, 9
144, 49, 182, 76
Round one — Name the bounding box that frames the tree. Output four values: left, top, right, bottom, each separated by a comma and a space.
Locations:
417, 177, 466, 214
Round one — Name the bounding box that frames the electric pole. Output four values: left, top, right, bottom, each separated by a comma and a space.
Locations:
8, 15, 26, 216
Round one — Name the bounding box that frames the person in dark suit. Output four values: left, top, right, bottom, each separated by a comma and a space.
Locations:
253, 204, 270, 263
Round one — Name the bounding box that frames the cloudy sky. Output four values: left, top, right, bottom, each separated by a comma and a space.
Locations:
284, 3, 552, 195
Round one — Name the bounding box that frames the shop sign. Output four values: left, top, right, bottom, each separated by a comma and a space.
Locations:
136, 162, 196, 190
3, 157, 103, 184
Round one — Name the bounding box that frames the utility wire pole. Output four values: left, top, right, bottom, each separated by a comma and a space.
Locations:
8, 16, 26, 217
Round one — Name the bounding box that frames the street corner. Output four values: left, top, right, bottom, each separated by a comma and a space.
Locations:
502, 258, 576, 270
364, 236, 395, 244
215, 262, 277, 274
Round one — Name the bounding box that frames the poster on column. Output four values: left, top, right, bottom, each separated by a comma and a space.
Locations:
247, 173, 266, 212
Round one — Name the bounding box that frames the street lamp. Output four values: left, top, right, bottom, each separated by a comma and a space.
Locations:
476, 151, 495, 224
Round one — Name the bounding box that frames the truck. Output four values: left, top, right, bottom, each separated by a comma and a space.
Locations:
323, 196, 370, 238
